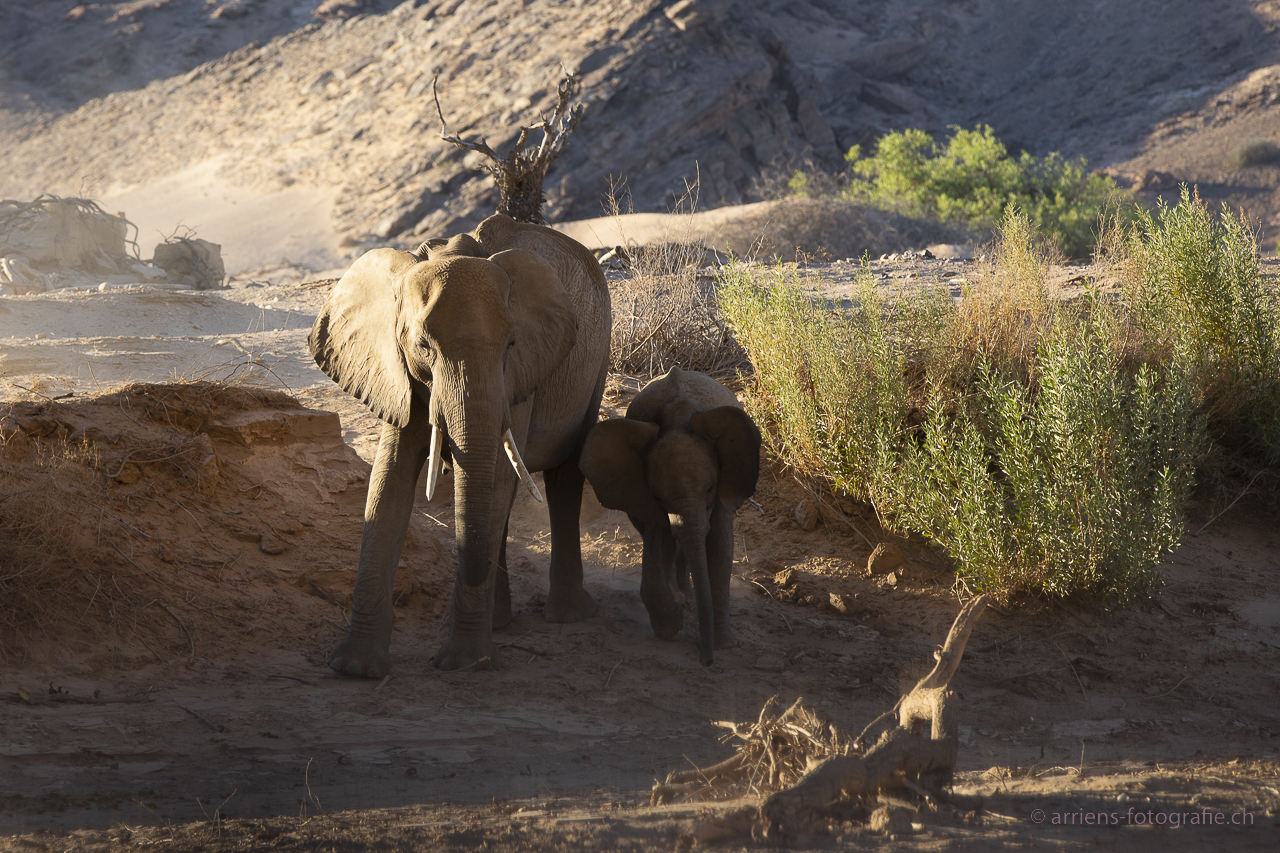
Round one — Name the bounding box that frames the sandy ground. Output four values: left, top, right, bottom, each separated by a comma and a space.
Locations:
1, 231, 1279, 851
100, 158, 343, 275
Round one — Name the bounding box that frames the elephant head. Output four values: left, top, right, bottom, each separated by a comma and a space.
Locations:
309, 243, 576, 587
581, 379, 761, 665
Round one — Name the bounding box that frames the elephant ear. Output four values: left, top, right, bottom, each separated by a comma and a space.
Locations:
487, 248, 577, 405
308, 248, 420, 428
690, 406, 762, 508
580, 418, 664, 523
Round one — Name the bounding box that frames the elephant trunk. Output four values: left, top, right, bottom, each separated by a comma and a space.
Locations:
671, 511, 715, 666
437, 374, 504, 589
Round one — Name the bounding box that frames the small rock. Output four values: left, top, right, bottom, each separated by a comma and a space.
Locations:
773, 568, 795, 587
867, 542, 905, 574
753, 654, 786, 673
828, 591, 861, 615
209, 0, 254, 19
314, 0, 370, 20
869, 805, 914, 836
793, 499, 818, 531
259, 531, 288, 555
663, 0, 735, 31
884, 571, 898, 587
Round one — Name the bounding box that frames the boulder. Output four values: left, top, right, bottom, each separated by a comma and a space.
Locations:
0, 197, 130, 277
152, 238, 227, 290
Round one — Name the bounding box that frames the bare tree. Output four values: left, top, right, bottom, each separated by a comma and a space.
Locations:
434, 69, 585, 224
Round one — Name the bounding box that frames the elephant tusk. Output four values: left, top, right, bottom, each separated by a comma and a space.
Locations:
503, 429, 544, 503
425, 423, 443, 500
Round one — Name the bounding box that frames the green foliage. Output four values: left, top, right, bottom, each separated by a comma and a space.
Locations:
1118, 186, 1280, 470
719, 194, 1279, 605
787, 170, 812, 198
880, 330, 1202, 602
839, 125, 1123, 258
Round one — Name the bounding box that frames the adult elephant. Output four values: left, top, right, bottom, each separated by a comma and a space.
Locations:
579, 367, 761, 665
309, 214, 610, 676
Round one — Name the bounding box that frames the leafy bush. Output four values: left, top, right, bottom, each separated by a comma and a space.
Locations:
1113, 186, 1280, 472
879, 331, 1202, 602
841, 125, 1123, 259
1227, 138, 1280, 169
719, 192, 1279, 604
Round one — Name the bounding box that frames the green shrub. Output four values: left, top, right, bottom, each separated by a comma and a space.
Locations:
878, 329, 1202, 602
718, 193, 1280, 604
1116, 186, 1280, 471
840, 125, 1123, 259
1227, 138, 1280, 169
716, 263, 919, 498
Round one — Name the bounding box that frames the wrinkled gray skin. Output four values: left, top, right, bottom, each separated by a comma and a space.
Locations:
580, 367, 761, 665
309, 214, 610, 675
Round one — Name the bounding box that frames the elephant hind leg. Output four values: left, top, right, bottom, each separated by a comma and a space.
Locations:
493, 520, 514, 629
541, 449, 597, 624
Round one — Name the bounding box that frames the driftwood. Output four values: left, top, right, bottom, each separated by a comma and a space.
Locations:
759, 594, 989, 836
651, 594, 989, 841
650, 695, 854, 806
433, 69, 584, 224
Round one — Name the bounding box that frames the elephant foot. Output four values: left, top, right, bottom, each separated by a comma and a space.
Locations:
715, 625, 739, 649
649, 606, 684, 641
493, 578, 514, 630
433, 634, 499, 671
543, 586, 597, 623
329, 633, 392, 679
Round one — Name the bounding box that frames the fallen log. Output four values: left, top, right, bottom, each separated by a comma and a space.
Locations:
760, 594, 988, 836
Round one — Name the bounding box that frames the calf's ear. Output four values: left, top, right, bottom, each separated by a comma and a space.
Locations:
580, 418, 664, 523
690, 406, 762, 508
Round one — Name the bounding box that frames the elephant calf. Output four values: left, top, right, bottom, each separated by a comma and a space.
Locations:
580, 367, 761, 665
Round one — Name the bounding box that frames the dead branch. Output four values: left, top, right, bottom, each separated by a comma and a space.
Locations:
760, 595, 988, 837
647, 595, 988, 840
433, 69, 585, 224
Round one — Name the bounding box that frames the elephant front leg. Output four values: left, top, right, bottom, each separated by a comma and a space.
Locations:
708, 502, 738, 650
541, 456, 597, 623
640, 526, 683, 640
434, 572, 500, 671
330, 417, 431, 678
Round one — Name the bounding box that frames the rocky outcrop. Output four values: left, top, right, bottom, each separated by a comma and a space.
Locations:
1, 0, 1276, 246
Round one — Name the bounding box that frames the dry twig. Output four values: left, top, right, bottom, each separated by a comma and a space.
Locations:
433, 69, 583, 224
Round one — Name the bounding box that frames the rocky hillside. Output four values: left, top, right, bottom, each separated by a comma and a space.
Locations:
2, 0, 1280, 248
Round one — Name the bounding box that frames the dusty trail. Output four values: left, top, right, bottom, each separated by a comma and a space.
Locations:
1, 254, 1277, 849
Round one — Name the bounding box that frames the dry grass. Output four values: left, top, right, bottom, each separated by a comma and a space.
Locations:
0, 429, 133, 644
944, 208, 1061, 387
0, 380, 303, 653
605, 179, 748, 381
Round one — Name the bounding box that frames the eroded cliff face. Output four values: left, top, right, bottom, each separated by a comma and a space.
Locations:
3, 0, 1279, 247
